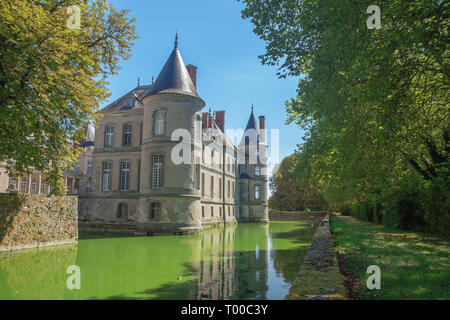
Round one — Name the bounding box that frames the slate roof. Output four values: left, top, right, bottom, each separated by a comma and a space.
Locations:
142, 43, 199, 99
101, 85, 152, 113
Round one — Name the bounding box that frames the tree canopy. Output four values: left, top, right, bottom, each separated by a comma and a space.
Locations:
240, 0, 449, 233
0, 0, 137, 194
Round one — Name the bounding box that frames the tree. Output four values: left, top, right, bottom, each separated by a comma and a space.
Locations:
240, 0, 449, 233
0, 0, 137, 194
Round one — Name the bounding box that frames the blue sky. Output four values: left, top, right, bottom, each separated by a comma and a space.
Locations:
107, 0, 305, 173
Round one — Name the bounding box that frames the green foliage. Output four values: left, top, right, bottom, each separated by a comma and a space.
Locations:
240, 0, 449, 234
0, 0, 137, 194
269, 154, 325, 211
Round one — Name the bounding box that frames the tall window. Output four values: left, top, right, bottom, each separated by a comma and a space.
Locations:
195, 157, 200, 189
219, 178, 222, 199
255, 185, 261, 200
120, 161, 131, 191
210, 176, 214, 198
122, 123, 133, 146
40, 179, 47, 194
220, 207, 222, 217
211, 206, 214, 217
117, 203, 128, 219
31, 178, 37, 194
154, 110, 164, 136
20, 177, 27, 193
255, 166, 261, 176
152, 154, 164, 188
104, 125, 114, 147
202, 206, 205, 218
227, 180, 230, 198
87, 161, 93, 175
201, 173, 205, 196
102, 162, 112, 192
149, 201, 160, 219
232, 182, 235, 198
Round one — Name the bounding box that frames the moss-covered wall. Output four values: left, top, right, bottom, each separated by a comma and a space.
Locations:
0, 194, 78, 252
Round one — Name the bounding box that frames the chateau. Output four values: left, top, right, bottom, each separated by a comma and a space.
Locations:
0, 36, 269, 235
78, 36, 269, 235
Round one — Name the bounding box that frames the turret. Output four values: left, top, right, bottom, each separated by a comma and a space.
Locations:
137, 34, 205, 235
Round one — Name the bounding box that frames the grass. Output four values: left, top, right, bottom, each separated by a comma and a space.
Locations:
330, 215, 449, 300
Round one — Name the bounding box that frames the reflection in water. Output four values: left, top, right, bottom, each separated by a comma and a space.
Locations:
0, 221, 315, 300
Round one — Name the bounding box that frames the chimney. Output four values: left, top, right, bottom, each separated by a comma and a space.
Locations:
215, 111, 225, 132
202, 112, 208, 130
186, 64, 198, 89
259, 115, 266, 143
258, 115, 265, 130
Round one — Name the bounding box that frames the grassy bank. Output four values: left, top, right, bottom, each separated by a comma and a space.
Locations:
330, 215, 449, 300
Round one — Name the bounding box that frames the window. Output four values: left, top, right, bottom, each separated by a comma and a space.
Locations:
87, 161, 93, 175
211, 206, 214, 217
20, 177, 27, 193
202, 206, 205, 218
227, 180, 230, 198
122, 123, 133, 146
255, 185, 261, 200
31, 178, 37, 194
210, 176, 214, 197
117, 203, 128, 219
211, 149, 215, 166
40, 179, 47, 194
232, 182, 235, 198
102, 162, 112, 192
120, 161, 131, 191
219, 207, 222, 217
152, 154, 164, 188
219, 178, 222, 198
104, 125, 114, 147
149, 202, 161, 219
201, 173, 205, 196
227, 157, 230, 172
195, 157, 200, 189
74, 162, 80, 173
154, 110, 164, 136
255, 166, 261, 176
228, 206, 230, 217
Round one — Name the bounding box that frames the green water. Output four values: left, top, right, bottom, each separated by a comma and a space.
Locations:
0, 221, 316, 300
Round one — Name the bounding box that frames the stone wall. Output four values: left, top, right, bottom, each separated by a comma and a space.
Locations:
0, 194, 78, 252
285, 214, 347, 300
269, 210, 328, 223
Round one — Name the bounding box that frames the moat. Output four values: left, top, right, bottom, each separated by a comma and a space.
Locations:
0, 221, 317, 300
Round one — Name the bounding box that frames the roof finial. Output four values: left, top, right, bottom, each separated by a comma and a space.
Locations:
137, 76, 140, 87
175, 32, 178, 48
251, 103, 254, 113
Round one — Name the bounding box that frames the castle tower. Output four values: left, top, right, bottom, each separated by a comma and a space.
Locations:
136, 34, 205, 235
237, 106, 269, 223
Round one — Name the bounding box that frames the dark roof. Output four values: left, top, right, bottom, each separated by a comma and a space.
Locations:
244, 109, 258, 131
101, 85, 152, 113
142, 46, 199, 99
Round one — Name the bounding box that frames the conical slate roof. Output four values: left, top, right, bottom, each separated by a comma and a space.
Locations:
244, 108, 258, 131
143, 37, 199, 99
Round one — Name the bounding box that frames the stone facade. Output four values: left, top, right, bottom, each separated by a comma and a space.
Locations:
0, 194, 78, 252
78, 37, 269, 235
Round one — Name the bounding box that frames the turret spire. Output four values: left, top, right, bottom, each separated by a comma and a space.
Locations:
175, 32, 178, 49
